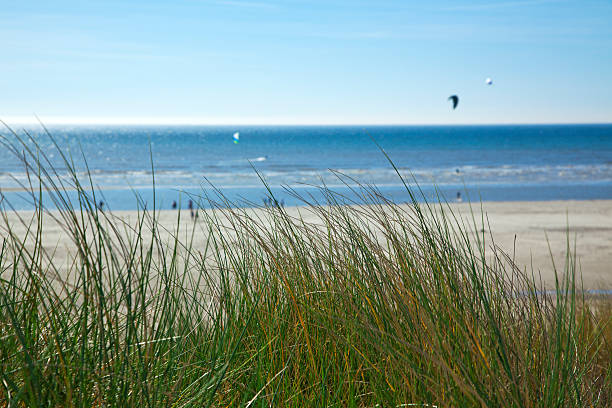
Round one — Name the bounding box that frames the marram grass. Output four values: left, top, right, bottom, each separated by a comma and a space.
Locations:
0, 127, 611, 407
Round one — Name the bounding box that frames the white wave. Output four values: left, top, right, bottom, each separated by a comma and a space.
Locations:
1, 163, 612, 191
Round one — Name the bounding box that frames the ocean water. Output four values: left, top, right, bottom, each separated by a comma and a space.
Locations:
0, 125, 611, 210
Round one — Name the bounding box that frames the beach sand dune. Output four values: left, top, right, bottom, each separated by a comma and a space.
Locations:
2, 200, 611, 290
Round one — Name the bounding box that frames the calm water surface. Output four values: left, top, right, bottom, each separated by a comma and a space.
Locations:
1, 125, 610, 210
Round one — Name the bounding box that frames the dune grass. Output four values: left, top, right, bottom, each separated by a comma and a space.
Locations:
0, 127, 611, 407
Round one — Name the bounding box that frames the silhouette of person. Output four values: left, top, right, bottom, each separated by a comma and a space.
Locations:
172, 200, 177, 209
188, 200, 194, 219
456, 192, 462, 202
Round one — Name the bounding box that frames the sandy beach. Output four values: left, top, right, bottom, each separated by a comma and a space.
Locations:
2, 199, 611, 290
449, 200, 612, 289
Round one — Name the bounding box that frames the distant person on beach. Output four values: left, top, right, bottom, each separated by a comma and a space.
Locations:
188, 200, 194, 219
98, 201, 104, 211
456, 192, 462, 202
172, 200, 177, 209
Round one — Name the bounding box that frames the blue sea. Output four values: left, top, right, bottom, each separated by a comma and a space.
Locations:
0, 125, 611, 210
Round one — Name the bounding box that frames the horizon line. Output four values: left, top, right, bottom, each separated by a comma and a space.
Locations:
1, 116, 611, 127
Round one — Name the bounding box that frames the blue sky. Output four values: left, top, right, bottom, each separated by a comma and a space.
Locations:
1, 0, 611, 124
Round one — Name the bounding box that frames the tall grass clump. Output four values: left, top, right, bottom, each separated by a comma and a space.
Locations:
0, 126, 611, 407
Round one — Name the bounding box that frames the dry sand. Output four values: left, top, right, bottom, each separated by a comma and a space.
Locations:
450, 200, 612, 290
2, 200, 611, 290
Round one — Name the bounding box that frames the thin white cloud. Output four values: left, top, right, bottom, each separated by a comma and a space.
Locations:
214, 0, 277, 9
308, 30, 393, 40
442, 0, 563, 11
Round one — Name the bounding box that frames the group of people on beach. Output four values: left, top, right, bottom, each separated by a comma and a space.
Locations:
171, 199, 198, 219
168, 197, 286, 219
263, 197, 284, 208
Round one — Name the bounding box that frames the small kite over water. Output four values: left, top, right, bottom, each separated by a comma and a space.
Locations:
233, 132, 240, 144
448, 95, 459, 110
486, 77, 493, 85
